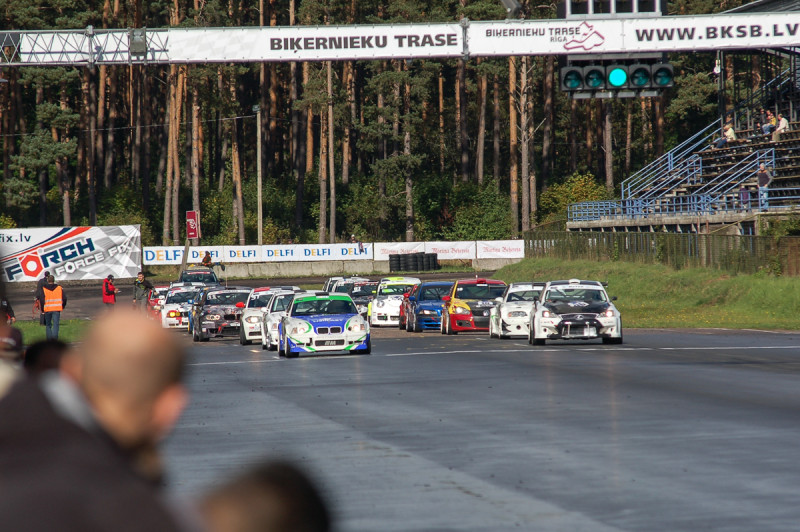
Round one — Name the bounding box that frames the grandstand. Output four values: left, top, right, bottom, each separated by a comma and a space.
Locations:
567, 1, 800, 236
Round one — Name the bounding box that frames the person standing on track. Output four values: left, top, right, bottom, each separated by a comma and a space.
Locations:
37, 275, 67, 340
102, 274, 119, 306
133, 272, 154, 311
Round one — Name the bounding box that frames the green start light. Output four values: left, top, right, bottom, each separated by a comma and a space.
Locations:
607, 67, 628, 88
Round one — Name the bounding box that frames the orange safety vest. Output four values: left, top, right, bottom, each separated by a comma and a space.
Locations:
43, 286, 64, 312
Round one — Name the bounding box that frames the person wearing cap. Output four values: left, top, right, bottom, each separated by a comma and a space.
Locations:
1, 295, 15, 324
201, 251, 213, 268
34, 270, 50, 313
37, 275, 67, 340
0, 324, 23, 398
102, 274, 119, 306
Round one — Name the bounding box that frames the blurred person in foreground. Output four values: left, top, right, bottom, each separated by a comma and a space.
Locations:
201, 460, 331, 532
0, 309, 188, 532
23, 339, 70, 378
0, 324, 23, 397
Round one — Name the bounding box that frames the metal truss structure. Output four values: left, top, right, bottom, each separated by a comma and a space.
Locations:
1, 12, 799, 67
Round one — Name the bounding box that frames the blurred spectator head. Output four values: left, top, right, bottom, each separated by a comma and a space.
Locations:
201, 460, 331, 532
0, 325, 23, 362
23, 339, 69, 376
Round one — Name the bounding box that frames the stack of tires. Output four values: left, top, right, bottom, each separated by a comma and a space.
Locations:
388, 252, 439, 272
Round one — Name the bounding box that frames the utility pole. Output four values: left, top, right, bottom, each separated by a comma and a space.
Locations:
254, 104, 263, 245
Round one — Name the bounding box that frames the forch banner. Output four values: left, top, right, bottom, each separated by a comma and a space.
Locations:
0, 226, 142, 283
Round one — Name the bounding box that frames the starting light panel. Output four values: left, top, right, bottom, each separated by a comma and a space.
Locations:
559, 60, 674, 96
606, 65, 628, 88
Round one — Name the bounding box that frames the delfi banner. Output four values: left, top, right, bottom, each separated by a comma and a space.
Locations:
373, 242, 425, 261
262, 243, 372, 262
143, 246, 184, 265
1, 226, 141, 283
424, 241, 476, 260
476, 240, 525, 259
223, 246, 261, 263
188, 246, 225, 264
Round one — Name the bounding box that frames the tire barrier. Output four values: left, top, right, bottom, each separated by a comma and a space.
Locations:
388, 252, 439, 273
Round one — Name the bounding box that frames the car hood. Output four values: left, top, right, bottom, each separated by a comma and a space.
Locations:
417, 300, 445, 311
501, 301, 535, 311
293, 314, 356, 328
375, 294, 404, 304
163, 303, 191, 312
203, 305, 240, 315
544, 301, 610, 315
462, 299, 498, 311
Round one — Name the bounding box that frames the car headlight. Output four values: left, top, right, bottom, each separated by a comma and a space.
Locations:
541, 310, 554, 318
376, 300, 385, 308
602, 309, 615, 318
167, 310, 180, 318
420, 309, 434, 315
289, 322, 312, 335
507, 311, 528, 318
453, 305, 471, 315
206, 314, 221, 320
270, 322, 278, 330
245, 316, 260, 324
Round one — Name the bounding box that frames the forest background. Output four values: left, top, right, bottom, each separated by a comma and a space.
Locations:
0, 0, 758, 245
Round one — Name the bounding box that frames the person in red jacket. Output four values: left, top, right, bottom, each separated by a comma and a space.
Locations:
102, 275, 119, 306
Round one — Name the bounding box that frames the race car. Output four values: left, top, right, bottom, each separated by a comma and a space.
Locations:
260, 290, 307, 351
147, 285, 170, 320
278, 293, 370, 358
172, 266, 219, 288
191, 286, 251, 342
347, 281, 379, 317
238, 286, 300, 345
528, 279, 622, 345
404, 281, 453, 332
159, 286, 199, 329
368, 277, 420, 327
488, 282, 545, 339
441, 278, 507, 334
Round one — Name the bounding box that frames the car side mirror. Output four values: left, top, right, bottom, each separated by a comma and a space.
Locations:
533, 296, 539, 301
408, 296, 416, 302
235, 302, 245, 308
188, 299, 194, 304
495, 297, 502, 303
442, 295, 451, 302
611, 296, 617, 301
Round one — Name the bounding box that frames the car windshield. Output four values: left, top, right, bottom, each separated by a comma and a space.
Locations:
545, 287, 607, 304
419, 286, 451, 301
455, 284, 506, 300
166, 291, 196, 304
506, 289, 541, 302
247, 293, 273, 308
292, 298, 357, 316
350, 284, 378, 297
379, 284, 413, 296
333, 284, 352, 293
206, 291, 249, 305
271, 294, 294, 312
181, 272, 218, 284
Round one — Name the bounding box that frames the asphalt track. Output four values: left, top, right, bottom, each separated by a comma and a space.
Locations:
162, 324, 800, 532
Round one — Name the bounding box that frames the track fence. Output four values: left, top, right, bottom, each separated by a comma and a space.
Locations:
523, 230, 800, 276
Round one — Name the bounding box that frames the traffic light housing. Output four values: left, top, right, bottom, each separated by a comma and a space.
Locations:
652, 63, 674, 88
560, 66, 583, 91
629, 64, 653, 88
582, 65, 606, 90
605, 65, 629, 89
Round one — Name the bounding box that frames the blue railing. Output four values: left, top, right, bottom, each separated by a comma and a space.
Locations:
568, 185, 800, 221
636, 154, 703, 200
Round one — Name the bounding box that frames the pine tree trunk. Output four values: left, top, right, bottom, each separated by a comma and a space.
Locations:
476, 67, 487, 185
191, 86, 201, 245
508, 57, 519, 236
341, 61, 353, 186
655, 95, 665, 157
404, 75, 413, 242
229, 83, 245, 245
58, 80, 71, 225
493, 75, 501, 187
585, 102, 594, 171
519, 57, 530, 232
87, 67, 98, 225
96, 65, 107, 188
604, 101, 614, 193
458, 58, 469, 182
132, 65, 143, 189
625, 100, 633, 178
542, 56, 554, 188
327, 61, 336, 243
569, 99, 577, 173
439, 70, 445, 174
162, 66, 175, 245
318, 102, 328, 244
142, 72, 152, 211
36, 85, 47, 226
304, 63, 315, 175
103, 71, 118, 190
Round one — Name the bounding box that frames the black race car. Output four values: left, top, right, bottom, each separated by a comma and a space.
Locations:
191, 286, 251, 342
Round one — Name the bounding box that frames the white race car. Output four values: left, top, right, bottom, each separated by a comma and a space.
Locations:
368, 277, 420, 327
239, 287, 289, 345
260, 290, 305, 351
528, 279, 622, 345
489, 282, 545, 339
160, 286, 199, 329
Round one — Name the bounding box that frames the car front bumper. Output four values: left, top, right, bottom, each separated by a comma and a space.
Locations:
286, 333, 370, 353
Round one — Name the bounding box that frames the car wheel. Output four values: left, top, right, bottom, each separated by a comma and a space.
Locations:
399, 315, 405, 330
192, 326, 199, 342
445, 316, 455, 335
413, 317, 421, 333
533, 337, 545, 346
440, 315, 446, 334
603, 335, 623, 345
489, 319, 496, 338
356, 339, 372, 355
278, 334, 285, 356
267, 335, 277, 351
261, 340, 268, 350
239, 327, 250, 345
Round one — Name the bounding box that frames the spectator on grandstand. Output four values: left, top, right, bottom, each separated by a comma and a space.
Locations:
757, 163, 773, 210
772, 113, 789, 141
762, 111, 776, 135
714, 124, 736, 149
738, 185, 751, 212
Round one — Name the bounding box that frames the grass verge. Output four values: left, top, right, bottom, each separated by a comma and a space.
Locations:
14, 319, 92, 345
495, 258, 800, 330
